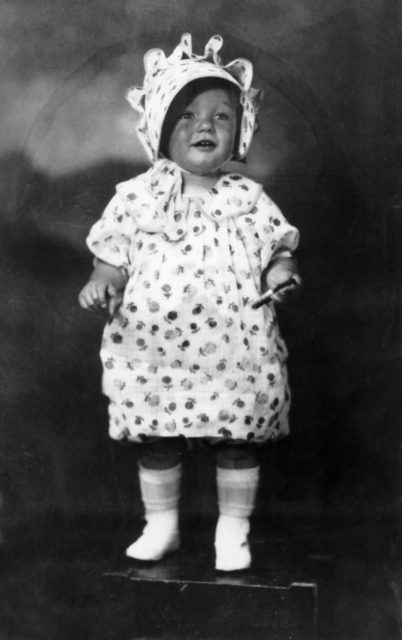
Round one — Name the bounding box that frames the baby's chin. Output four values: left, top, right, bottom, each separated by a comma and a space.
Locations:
181, 157, 232, 177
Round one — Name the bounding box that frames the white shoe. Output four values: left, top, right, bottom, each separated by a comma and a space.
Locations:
215, 514, 251, 571
126, 509, 180, 561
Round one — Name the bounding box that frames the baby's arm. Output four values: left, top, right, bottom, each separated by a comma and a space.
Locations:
249, 190, 301, 306
262, 253, 302, 304
78, 259, 127, 315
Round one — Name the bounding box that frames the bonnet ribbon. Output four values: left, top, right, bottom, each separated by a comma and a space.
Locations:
116, 159, 262, 242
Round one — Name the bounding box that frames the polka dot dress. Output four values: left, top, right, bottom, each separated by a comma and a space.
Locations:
87, 169, 299, 443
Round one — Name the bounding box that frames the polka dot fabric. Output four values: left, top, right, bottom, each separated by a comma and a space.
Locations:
87, 168, 299, 443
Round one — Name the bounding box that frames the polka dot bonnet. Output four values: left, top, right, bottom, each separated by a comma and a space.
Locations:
126, 33, 263, 163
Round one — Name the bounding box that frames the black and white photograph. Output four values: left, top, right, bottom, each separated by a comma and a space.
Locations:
0, 1, 401, 638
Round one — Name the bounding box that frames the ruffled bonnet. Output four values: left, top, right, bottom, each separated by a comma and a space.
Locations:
126, 33, 263, 162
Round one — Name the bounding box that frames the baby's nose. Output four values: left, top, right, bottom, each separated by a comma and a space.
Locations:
198, 117, 214, 131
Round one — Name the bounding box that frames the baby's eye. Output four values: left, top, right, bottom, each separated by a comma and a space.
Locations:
216, 112, 230, 120
180, 111, 193, 119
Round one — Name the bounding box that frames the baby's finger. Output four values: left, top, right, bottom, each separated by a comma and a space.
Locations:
81, 287, 105, 311
108, 290, 123, 316
92, 284, 109, 308
105, 284, 118, 315
273, 277, 302, 303
78, 289, 94, 310
106, 283, 117, 298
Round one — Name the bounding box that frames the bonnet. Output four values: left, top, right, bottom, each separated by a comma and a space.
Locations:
126, 33, 263, 162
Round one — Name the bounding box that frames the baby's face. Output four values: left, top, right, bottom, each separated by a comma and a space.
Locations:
167, 87, 238, 176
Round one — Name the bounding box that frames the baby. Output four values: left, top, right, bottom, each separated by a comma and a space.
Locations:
79, 34, 301, 571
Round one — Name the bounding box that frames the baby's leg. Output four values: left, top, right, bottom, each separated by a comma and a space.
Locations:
140, 437, 185, 469
214, 441, 258, 469
213, 442, 260, 571
126, 438, 185, 561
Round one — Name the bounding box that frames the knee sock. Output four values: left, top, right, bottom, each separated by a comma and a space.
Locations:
215, 465, 260, 571
126, 462, 182, 561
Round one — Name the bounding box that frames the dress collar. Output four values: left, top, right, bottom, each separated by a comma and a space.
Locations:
116, 159, 262, 242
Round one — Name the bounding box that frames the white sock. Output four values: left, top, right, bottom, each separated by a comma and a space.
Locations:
215, 466, 260, 571
126, 463, 181, 561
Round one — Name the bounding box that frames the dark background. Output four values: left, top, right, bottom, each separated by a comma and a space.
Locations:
0, 0, 401, 535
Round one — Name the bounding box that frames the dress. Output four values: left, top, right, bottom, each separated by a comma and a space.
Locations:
87, 164, 299, 443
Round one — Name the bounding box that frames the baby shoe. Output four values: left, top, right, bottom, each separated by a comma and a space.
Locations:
214, 514, 251, 571
126, 509, 180, 561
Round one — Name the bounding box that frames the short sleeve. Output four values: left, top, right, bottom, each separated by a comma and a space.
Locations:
254, 191, 300, 267
86, 192, 136, 270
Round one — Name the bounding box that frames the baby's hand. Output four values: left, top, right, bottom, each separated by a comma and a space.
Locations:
264, 257, 302, 304
78, 280, 123, 316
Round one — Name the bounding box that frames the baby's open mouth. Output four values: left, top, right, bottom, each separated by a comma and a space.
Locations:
193, 140, 216, 148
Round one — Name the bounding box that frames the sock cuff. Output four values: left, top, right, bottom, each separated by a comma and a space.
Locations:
139, 462, 182, 484
216, 465, 260, 517
216, 465, 260, 484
